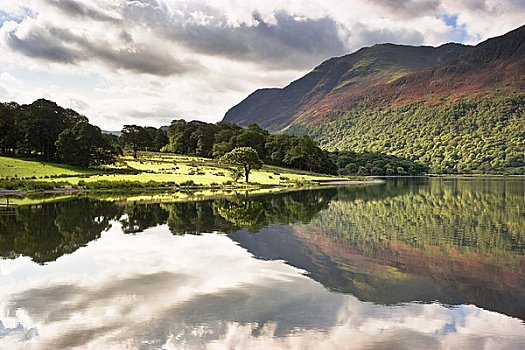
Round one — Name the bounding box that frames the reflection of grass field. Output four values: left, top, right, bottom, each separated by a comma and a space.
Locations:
0, 152, 347, 188
1, 183, 341, 206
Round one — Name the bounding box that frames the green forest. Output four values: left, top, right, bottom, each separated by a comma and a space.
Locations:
0, 99, 427, 176
0, 99, 120, 166
290, 95, 525, 174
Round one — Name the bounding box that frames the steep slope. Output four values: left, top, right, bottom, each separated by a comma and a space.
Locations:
224, 25, 525, 132
223, 43, 469, 131
223, 24, 525, 173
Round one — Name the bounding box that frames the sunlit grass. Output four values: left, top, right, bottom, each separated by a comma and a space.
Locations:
0, 156, 93, 178
0, 152, 349, 188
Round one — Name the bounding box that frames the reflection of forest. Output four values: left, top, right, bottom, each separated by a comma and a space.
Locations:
0, 199, 122, 263
321, 178, 525, 256
0, 189, 337, 264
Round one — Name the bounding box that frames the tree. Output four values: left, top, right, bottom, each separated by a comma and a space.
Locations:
17, 99, 87, 160
0, 102, 20, 154
232, 124, 268, 159
120, 125, 149, 158
56, 122, 117, 167
219, 147, 262, 182
283, 135, 337, 174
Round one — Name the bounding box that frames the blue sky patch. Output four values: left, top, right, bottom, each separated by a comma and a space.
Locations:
0, 7, 35, 26
439, 14, 468, 43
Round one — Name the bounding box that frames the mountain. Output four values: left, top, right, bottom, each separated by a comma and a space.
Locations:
223, 25, 525, 174
224, 42, 469, 131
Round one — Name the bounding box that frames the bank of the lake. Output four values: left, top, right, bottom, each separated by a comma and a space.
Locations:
0, 153, 379, 202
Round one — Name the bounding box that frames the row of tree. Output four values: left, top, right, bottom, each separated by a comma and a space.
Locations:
0, 99, 119, 166
0, 99, 428, 176
160, 120, 338, 174
119, 120, 339, 174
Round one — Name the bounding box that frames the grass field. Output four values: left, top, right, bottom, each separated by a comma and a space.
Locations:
0, 156, 93, 178
0, 152, 348, 190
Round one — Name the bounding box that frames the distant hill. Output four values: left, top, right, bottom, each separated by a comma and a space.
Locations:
223, 24, 525, 173
102, 130, 122, 136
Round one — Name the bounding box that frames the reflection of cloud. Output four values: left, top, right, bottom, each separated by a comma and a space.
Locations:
0, 223, 524, 349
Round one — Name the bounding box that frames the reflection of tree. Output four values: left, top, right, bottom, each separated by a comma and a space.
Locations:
0, 199, 122, 264
216, 199, 264, 231
214, 190, 338, 233
0, 187, 339, 263
161, 190, 338, 235
166, 201, 234, 235
120, 204, 169, 234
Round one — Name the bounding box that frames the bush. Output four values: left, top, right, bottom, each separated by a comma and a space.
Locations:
0, 180, 69, 191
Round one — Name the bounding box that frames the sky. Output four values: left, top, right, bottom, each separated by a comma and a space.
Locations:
0, 0, 524, 130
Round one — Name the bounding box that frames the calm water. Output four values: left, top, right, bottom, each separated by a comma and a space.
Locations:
0, 178, 524, 349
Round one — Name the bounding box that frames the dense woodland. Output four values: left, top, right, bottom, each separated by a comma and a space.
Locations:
0, 99, 428, 176
0, 99, 119, 166
291, 96, 525, 174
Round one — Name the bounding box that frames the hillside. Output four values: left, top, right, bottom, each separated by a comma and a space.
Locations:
224, 42, 469, 131
223, 24, 525, 173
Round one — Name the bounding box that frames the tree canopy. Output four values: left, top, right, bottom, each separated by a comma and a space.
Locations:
56, 122, 118, 167
292, 95, 525, 174
0, 99, 119, 166
219, 147, 262, 182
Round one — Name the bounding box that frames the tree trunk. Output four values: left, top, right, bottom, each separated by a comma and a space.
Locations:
244, 165, 249, 182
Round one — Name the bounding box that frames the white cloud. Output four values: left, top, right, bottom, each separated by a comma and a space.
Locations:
0, 0, 523, 129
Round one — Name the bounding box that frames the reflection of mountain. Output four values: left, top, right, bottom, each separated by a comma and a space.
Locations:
230, 179, 525, 320
231, 223, 525, 320
230, 225, 466, 304
4, 231, 521, 349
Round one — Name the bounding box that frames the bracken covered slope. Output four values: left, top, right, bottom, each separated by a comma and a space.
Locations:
223, 25, 525, 173
223, 24, 525, 132
223, 42, 469, 131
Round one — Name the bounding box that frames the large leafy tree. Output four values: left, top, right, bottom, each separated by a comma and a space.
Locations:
0, 102, 20, 154
120, 125, 149, 158
56, 122, 117, 167
284, 135, 337, 174
220, 147, 262, 183
9, 99, 87, 160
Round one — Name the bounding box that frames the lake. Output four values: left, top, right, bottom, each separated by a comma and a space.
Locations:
0, 178, 524, 349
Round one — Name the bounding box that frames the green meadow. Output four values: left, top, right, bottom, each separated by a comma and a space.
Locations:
0, 152, 351, 192
0, 156, 94, 178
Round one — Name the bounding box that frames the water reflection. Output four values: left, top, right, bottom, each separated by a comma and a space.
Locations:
1, 227, 524, 349
0, 178, 524, 348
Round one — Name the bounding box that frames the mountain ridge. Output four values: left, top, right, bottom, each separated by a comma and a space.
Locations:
223, 25, 525, 132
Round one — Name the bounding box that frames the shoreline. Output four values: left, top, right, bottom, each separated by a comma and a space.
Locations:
0, 179, 383, 205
